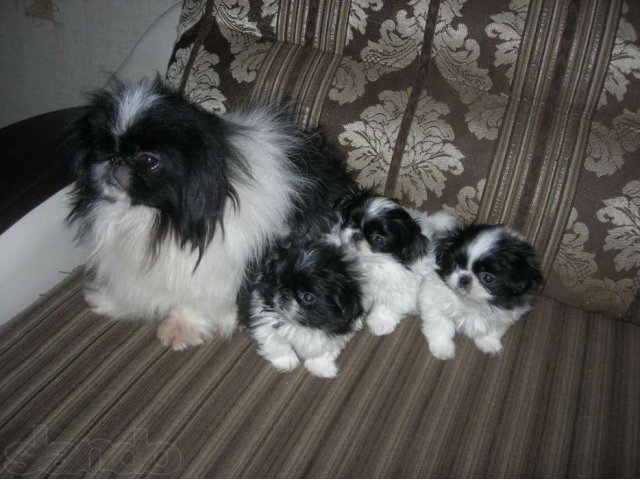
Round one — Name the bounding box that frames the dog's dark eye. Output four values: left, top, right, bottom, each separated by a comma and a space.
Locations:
137, 153, 160, 171
480, 273, 495, 284
297, 290, 316, 305
370, 234, 386, 247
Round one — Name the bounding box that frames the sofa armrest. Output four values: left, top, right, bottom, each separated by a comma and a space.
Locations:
0, 107, 86, 235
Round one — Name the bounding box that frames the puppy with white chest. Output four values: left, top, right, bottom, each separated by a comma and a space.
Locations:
337, 189, 430, 336
67, 77, 355, 350
419, 224, 543, 359
245, 237, 364, 378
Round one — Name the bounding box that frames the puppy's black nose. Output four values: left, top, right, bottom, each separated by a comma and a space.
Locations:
278, 291, 291, 305
458, 274, 472, 288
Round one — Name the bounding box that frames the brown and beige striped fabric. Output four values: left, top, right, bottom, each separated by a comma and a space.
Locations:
1, 271, 639, 477
165, 0, 640, 321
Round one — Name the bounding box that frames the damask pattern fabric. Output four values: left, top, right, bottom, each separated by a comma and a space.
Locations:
165, 0, 640, 320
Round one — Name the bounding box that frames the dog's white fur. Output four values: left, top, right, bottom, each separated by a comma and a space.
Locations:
248, 291, 360, 378
342, 227, 427, 335
339, 204, 455, 336
417, 227, 531, 359
82, 106, 308, 350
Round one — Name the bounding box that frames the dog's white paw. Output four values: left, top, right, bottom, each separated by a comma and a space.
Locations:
157, 314, 206, 351
268, 354, 300, 372
304, 357, 338, 378
367, 315, 399, 336
475, 336, 503, 355
428, 338, 456, 360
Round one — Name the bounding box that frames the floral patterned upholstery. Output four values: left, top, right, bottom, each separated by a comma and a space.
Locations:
166, 0, 640, 321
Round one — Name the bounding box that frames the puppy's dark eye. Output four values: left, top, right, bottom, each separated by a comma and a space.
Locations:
297, 290, 316, 305
480, 273, 495, 284
370, 234, 386, 247
137, 153, 160, 171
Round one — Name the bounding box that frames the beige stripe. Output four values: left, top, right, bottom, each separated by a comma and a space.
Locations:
534, 305, 589, 476
362, 335, 445, 477
255, 330, 387, 476
86, 341, 219, 477
527, 0, 622, 273
290, 49, 344, 128
485, 299, 557, 476
0, 321, 149, 476
0, 271, 84, 357
619, 324, 640, 476
477, 0, 566, 224
302, 324, 418, 476
0, 292, 88, 381
179, 348, 289, 476
199, 368, 309, 476
568, 313, 616, 477
32, 330, 169, 473
251, 42, 303, 105
120, 339, 255, 476
441, 311, 529, 477
253, 0, 349, 126
0, 311, 114, 429
277, 0, 311, 46
403, 347, 490, 476
313, 0, 351, 55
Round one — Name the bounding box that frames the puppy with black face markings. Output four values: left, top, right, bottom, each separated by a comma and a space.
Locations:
337, 188, 432, 336
418, 223, 543, 359
66, 77, 355, 350
245, 234, 364, 378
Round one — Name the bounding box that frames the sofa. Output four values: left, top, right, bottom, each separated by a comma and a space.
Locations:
1, 0, 639, 476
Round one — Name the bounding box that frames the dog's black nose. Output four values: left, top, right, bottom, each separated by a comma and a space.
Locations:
279, 291, 291, 304
458, 274, 472, 288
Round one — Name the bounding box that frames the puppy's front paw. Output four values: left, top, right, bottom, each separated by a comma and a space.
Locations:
427, 338, 456, 360
367, 314, 399, 336
474, 336, 503, 355
304, 357, 338, 378
268, 354, 300, 372
157, 315, 206, 351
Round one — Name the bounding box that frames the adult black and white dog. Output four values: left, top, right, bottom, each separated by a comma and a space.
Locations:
67, 77, 355, 350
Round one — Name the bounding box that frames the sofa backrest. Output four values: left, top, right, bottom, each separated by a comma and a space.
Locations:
165, 0, 640, 322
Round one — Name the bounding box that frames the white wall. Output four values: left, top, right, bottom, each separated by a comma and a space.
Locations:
0, 0, 179, 128
0, 1, 182, 324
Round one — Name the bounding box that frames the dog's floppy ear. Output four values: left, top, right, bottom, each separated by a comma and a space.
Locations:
388, 209, 428, 265
509, 248, 544, 296
332, 290, 364, 324
401, 231, 428, 265
334, 186, 371, 218
170, 112, 244, 267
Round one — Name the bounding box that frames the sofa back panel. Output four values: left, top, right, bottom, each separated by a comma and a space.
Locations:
543, 1, 640, 321
165, 0, 640, 320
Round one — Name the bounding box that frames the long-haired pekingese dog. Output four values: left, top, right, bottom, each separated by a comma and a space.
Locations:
67, 77, 355, 350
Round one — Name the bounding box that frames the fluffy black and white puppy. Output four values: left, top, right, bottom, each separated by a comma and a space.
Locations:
337, 189, 434, 336
246, 235, 364, 378
418, 224, 543, 359
67, 77, 355, 350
